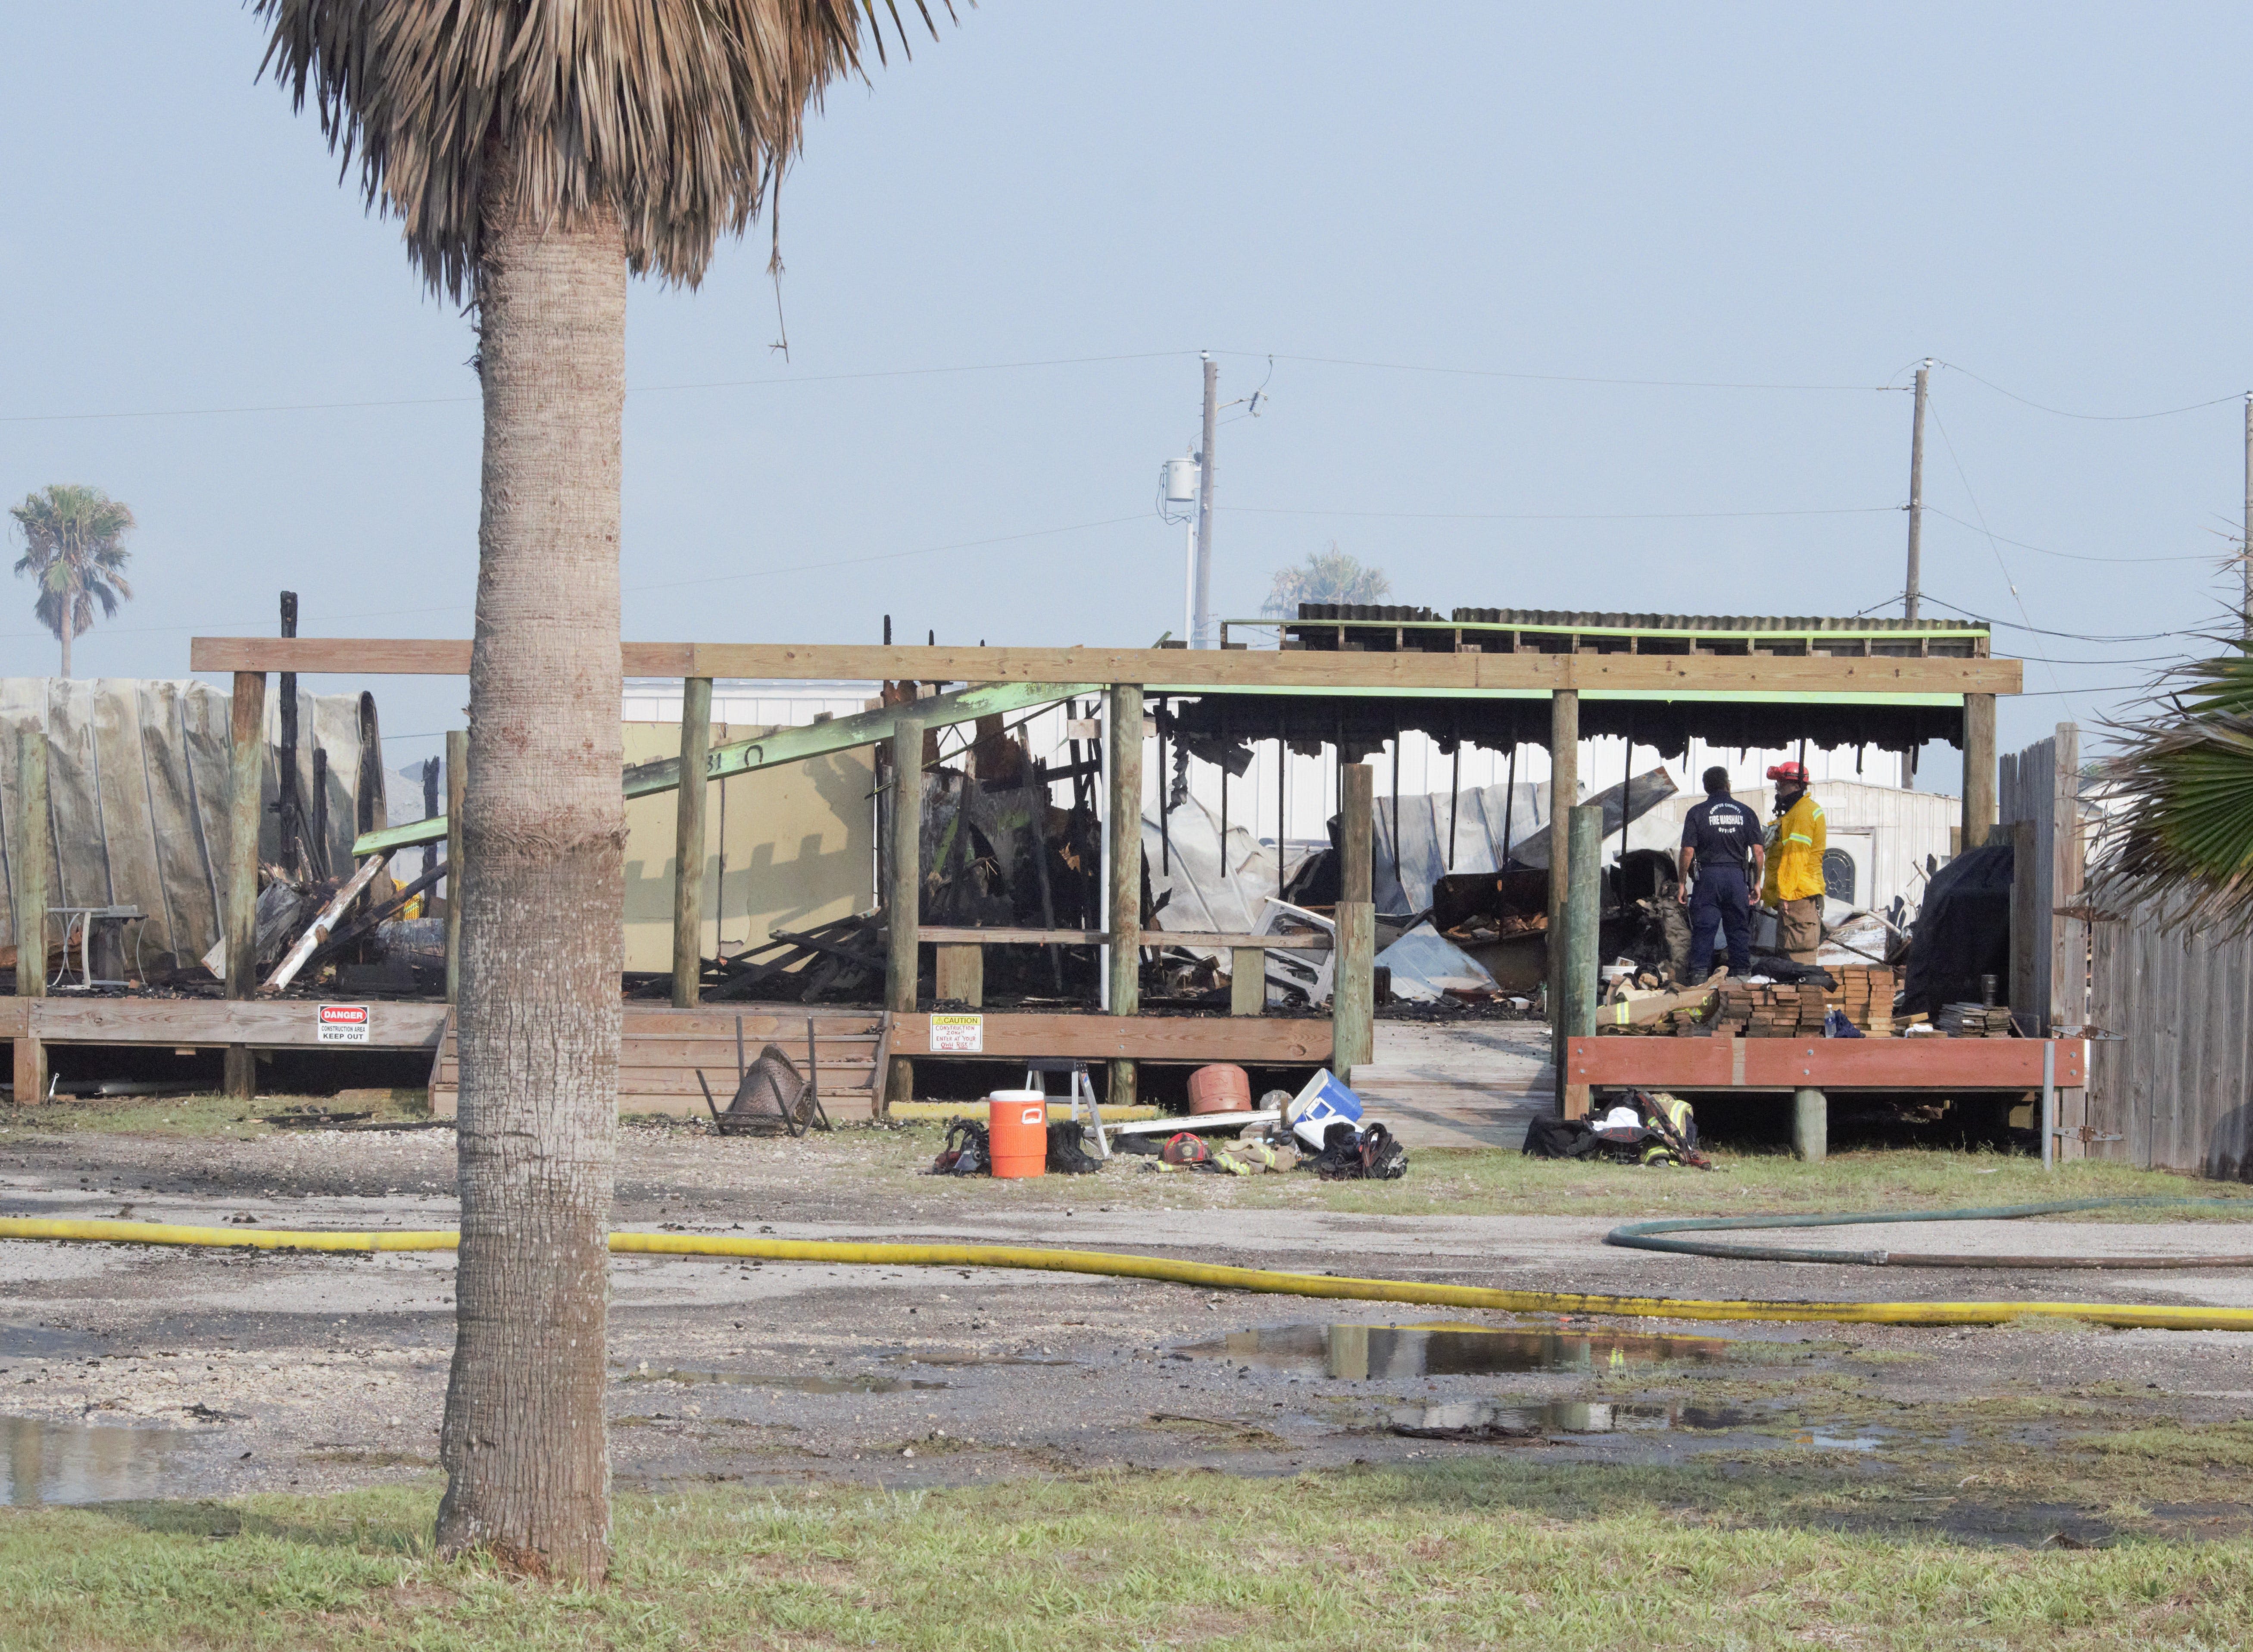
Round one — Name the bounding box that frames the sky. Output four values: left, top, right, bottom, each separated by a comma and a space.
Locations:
5, 3, 2250, 793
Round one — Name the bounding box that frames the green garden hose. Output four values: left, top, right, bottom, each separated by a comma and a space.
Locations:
1605, 1197, 2253, 1268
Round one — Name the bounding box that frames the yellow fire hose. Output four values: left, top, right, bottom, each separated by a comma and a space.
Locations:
6, 1214, 2253, 1331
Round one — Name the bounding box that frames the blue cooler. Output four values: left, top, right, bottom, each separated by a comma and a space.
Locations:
1287, 1069, 1365, 1149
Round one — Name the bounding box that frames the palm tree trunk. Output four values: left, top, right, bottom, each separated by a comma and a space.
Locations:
58, 619, 69, 680
435, 200, 626, 1583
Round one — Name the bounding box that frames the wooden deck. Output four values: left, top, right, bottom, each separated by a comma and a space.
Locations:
1566, 1034, 2088, 1092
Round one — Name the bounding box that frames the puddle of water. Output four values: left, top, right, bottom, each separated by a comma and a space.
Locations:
1173, 1322, 1756, 1379
619, 1368, 948, 1395
1797, 1432, 1882, 1451
1391, 1399, 1757, 1440
3, 1415, 193, 1505
0, 1325, 100, 1360
889, 1352, 1076, 1369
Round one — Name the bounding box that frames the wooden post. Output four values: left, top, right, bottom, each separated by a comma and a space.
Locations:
671, 676, 712, 1008
1106, 683, 1143, 1106
224, 670, 267, 1101
1333, 762, 1376, 1080
444, 729, 466, 1007
1561, 802, 1602, 1118
1962, 693, 1997, 853
1547, 688, 1579, 1105
934, 943, 984, 1007
1229, 947, 1266, 1016
885, 718, 924, 1106
1792, 1087, 1828, 1163
13, 726, 47, 1104
2008, 818, 2038, 1025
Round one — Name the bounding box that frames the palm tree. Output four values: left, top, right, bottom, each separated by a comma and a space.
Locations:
1260, 543, 1392, 617
10, 484, 135, 678
255, 0, 939, 1580
2096, 640, 2253, 931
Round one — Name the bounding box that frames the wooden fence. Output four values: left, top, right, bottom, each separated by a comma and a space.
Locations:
2086, 895, 2253, 1178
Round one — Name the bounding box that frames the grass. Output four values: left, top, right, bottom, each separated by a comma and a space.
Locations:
4, 1455, 2251, 1651
0, 1087, 430, 1141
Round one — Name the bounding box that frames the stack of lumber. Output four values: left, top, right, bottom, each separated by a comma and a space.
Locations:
1936, 1002, 2017, 1037
1823, 965, 1896, 1034
1706, 982, 1828, 1038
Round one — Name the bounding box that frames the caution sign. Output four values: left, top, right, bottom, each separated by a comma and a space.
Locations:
928, 1013, 983, 1054
317, 1004, 371, 1045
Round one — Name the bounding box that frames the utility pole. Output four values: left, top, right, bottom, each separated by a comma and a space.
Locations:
2242, 393, 2251, 632
1193, 352, 1217, 648
1904, 360, 1929, 624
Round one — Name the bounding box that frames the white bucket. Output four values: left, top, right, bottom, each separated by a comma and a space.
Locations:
1285, 1069, 1365, 1150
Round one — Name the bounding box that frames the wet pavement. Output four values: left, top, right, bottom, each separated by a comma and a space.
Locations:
6, 1120, 2253, 1515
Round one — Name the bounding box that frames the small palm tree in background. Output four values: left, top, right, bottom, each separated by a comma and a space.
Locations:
10, 484, 135, 678
256, 0, 940, 1581
2097, 641, 2253, 931
1261, 542, 1392, 617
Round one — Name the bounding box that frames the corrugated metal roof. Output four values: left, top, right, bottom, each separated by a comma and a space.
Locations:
1443, 608, 1987, 632
1287, 603, 1985, 631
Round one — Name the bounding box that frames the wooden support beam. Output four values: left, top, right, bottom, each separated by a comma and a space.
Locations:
1963, 692, 1997, 852
933, 943, 984, 1008
12, 726, 47, 1104
1107, 683, 1144, 1106
910, 926, 1330, 949
1564, 1034, 2087, 1090
671, 676, 712, 1008
1547, 687, 1579, 1106
31, 996, 450, 1049
1333, 762, 1375, 1080
1562, 803, 1603, 1119
1230, 947, 1266, 1016
893, 1011, 1331, 1063
884, 718, 923, 1106
443, 730, 466, 1008
224, 671, 265, 1101
190, 636, 2025, 697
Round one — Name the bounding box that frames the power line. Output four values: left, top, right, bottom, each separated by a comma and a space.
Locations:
1936, 360, 2246, 422
0, 514, 1148, 643
1922, 505, 2222, 565
1927, 405, 2073, 715
1916, 594, 2185, 644
1224, 350, 1901, 393
0, 351, 1191, 426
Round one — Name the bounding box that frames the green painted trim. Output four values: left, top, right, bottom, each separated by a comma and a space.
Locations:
353, 679, 1101, 859
1221, 616, 1989, 641
353, 816, 445, 855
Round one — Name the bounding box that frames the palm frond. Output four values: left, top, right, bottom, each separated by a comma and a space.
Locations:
257, 0, 949, 299
2094, 625, 2253, 933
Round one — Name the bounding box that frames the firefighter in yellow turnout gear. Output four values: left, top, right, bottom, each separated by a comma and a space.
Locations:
1760, 760, 1826, 964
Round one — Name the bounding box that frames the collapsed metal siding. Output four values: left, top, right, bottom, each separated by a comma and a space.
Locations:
0, 679, 382, 968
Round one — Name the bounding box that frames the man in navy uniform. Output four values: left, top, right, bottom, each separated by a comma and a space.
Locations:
1677, 766, 1765, 983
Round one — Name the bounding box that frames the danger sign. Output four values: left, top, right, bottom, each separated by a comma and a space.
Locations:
928, 1013, 983, 1054
317, 1004, 371, 1045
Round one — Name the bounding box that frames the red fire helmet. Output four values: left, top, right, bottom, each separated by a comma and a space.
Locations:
1765, 761, 1810, 784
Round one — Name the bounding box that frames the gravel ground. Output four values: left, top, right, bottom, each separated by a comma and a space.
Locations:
6, 1119, 2253, 1524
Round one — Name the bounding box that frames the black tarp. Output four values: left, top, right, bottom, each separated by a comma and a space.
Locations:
1902, 842, 2013, 1014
